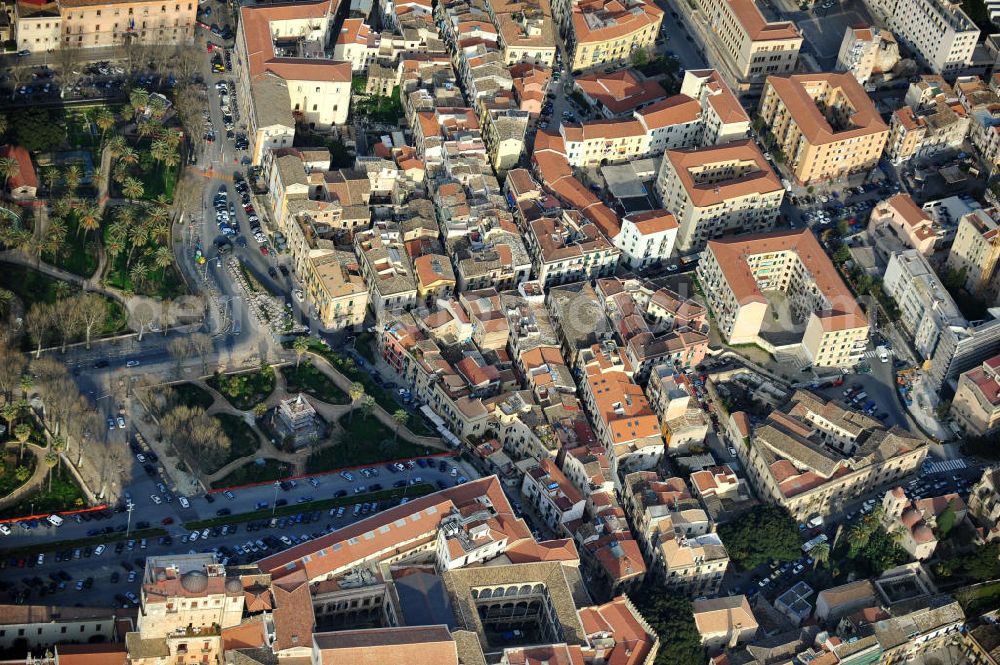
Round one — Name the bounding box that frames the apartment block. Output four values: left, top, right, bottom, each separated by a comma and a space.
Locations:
758, 73, 889, 185
614, 211, 678, 270
520, 458, 587, 531
553, 0, 663, 73
698, 229, 869, 368
836, 26, 899, 86
15, 0, 60, 51
864, 0, 978, 74
950, 354, 1000, 436
881, 487, 966, 560
524, 211, 621, 287
303, 249, 369, 330
866, 193, 942, 256
739, 391, 927, 521
59, 0, 195, 48
353, 227, 419, 318
692, 596, 758, 652
655, 139, 784, 255
695, 0, 801, 88
0, 606, 127, 652
679, 69, 752, 145
946, 208, 1000, 296
574, 69, 668, 118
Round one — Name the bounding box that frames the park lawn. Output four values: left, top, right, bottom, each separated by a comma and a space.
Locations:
172, 383, 215, 410
281, 362, 349, 404
0, 466, 86, 520
0, 264, 127, 344
213, 413, 261, 469
293, 338, 436, 436
305, 414, 432, 473
958, 580, 1000, 616
42, 214, 100, 278
0, 447, 36, 496
208, 367, 276, 411
103, 247, 187, 299
211, 459, 292, 489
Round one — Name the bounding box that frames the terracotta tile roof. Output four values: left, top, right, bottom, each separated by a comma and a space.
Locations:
562, 118, 645, 142
0, 145, 36, 190
54, 643, 127, 665
574, 69, 666, 115
663, 139, 782, 207
414, 253, 456, 288
765, 73, 887, 145
271, 570, 315, 652
314, 626, 458, 665
636, 94, 702, 130
504, 538, 580, 563
240, 0, 351, 83
571, 0, 662, 44
705, 228, 866, 332
624, 210, 677, 235
577, 597, 657, 665
222, 616, 267, 651
692, 595, 757, 637
726, 0, 800, 40
585, 366, 660, 445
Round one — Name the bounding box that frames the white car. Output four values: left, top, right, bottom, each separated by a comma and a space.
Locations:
189, 531, 199, 541
0, 524, 10, 536
136, 453, 146, 463
94, 544, 106, 556
293, 289, 304, 302
178, 496, 190, 509
150, 494, 161, 505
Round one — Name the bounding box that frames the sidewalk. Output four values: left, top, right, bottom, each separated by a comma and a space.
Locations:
906, 374, 951, 441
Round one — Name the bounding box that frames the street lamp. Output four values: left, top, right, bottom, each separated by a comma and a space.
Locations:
125, 501, 134, 537
271, 481, 280, 517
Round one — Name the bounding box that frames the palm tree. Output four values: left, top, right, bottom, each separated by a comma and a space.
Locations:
129, 262, 149, 290
811, 542, 830, 570
43, 218, 67, 258
118, 146, 139, 167
77, 204, 101, 240
106, 135, 127, 157
50, 435, 65, 473
293, 336, 308, 368
129, 88, 150, 113
41, 167, 59, 195
0, 156, 21, 194
125, 219, 149, 267
95, 108, 116, 145
18, 374, 32, 399
0, 113, 8, 137
361, 394, 376, 420
348, 382, 365, 423
137, 121, 158, 140
44, 450, 58, 491
1, 403, 19, 434
152, 246, 173, 272
64, 165, 82, 197
114, 204, 136, 228
0, 289, 13, 318
14, 466, 29, 483
252, 403, 267, 419
122, 177, 144, 202
13, 423, 31, 460
392, 409, 409, 441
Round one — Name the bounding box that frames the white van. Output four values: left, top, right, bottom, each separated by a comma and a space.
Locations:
47, 514, 64, 527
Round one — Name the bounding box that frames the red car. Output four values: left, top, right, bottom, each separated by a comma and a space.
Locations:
161, 517, 174, 525
259, 245, 269, 256
207, 42, 214, 52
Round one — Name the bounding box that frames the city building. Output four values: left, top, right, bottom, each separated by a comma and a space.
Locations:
646, 367, 709, 451
655, 140, 784, 255
692, 596, 758, 652
303, 249, 369, 331
679, 69, 751, 146
863, 0, 978, 74
946, 208, 1000, 297
15, 0, 60, 52
866, 193, 943, 256
0, 144, 36, 201
697, 229, 869, 369
614, 211, 678, 270
836, 26, 900, 86
553, 0, 663, 73
273, 393, 323, 449
573, 69, 667, 118
353, 227, 419, 318
950, 354, 1000, 436
694, 0, 802, 89
520, 458, 587, 531
523, 211, 621, 287
758, 73, 889, 185
881, 486, 967, 560
969, 466, 1000, 542
0, 606, 130, 652
738, 391, 927, 520
235, 0, 352, 164
59, 0, 196, 48
814, 580, 877, 623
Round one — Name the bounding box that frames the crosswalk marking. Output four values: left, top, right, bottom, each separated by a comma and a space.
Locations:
923, 459, 966, 474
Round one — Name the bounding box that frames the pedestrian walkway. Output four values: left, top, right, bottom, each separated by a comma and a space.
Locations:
923, 459, 967, 475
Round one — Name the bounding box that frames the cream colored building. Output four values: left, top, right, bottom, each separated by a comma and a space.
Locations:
946, 208, 1000, 297
881, 487, 966, 560
136, 555, 244, 637
553, 0, 662, 72
60, 0, 196, 47
655, 140, 784, 255
758, 73, 889, 185
836, 26, 900, 86
698, 229, 869, 368
656, 531, 729, 596
950, 354, 1000, 437
968, 466, 1000, 542
863, 0, 978, 74
304, 249, 369, 330
866, 193, 940, 256
738, 391, 927, 521
696, 0, 801, 88
692, 596, 758, 652
15, 1, 60, 51
490, 0, 558, 66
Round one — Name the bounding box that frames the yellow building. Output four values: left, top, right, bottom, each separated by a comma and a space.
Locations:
303, 250, 368, 331
758, 73, 889, 185
413, 253, 456, 306
887, 106, 928, 162
60, 0, 196, 47
554, 0, 662, 73
945, 208, 1000, 297
697, 0, 801, 88
697, 229, 869, 368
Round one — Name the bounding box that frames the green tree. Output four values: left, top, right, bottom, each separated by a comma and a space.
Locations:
0, 155, 21, 194
14, 465, 29, 483
811, 542, 830, 570
392, 409, 409, 441
10, 109, 67, 152
13, 422, 31, 459
630, 46, 650, 68
252, 403, 268, 419
293, 336, 309, 369
361, 394, 376, 420
717, 504, 802, 570
935, 500, 958, 539
348, 382, 365, 423
633, 582, 704, 665
122, 176, 144, 202
43, 449, 58, 491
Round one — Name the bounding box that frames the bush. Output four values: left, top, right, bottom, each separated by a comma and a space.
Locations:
208, 366, 276, 410
718, 504, 802, 570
